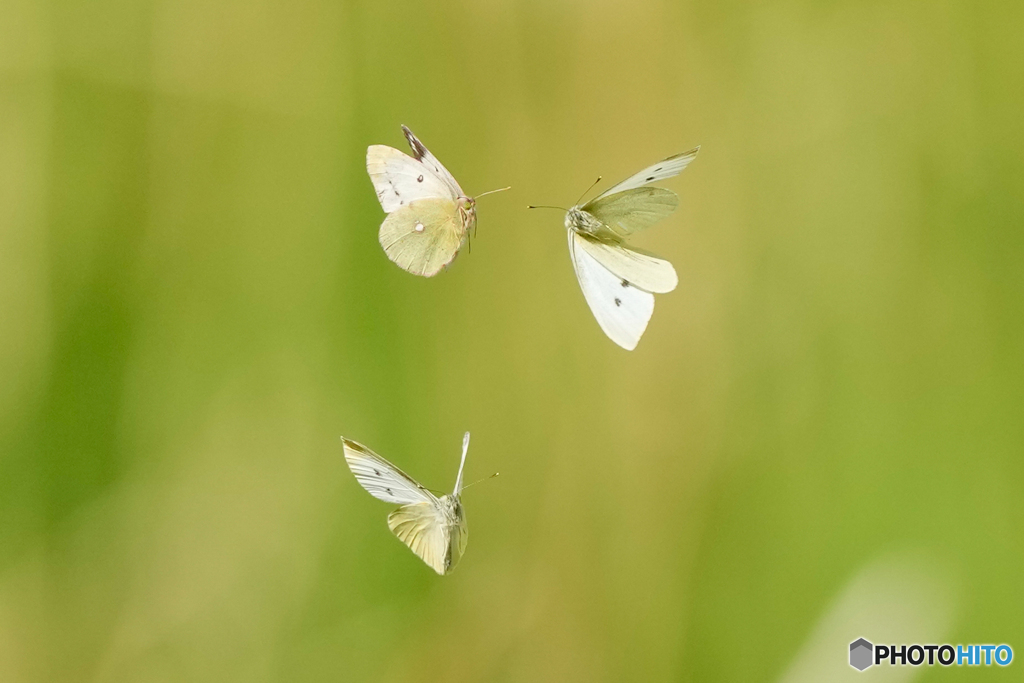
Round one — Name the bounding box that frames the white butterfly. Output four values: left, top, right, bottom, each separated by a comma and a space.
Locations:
366, 125, 508, 277
544, 147, 699, 350
342, 431, 473, 575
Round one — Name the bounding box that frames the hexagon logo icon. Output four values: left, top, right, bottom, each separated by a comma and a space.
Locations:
850, 638, 873, 671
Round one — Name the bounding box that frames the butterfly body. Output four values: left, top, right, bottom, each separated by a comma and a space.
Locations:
343, 432, 472, 575
561, 147, 700, 350
565, 206, 606, 238
456, 196, 478, 245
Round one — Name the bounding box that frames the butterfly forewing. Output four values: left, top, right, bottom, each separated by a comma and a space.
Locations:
583, 187, 679, 237
593, 146, 700, 200
401, 125, 465, 198
569, 231, 655, 350
367, 145, 456, 212
378, 198, 466, 277
342, 438, 436, 506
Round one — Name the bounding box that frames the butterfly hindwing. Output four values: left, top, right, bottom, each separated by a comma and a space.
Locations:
574, 237, 678, 294
569, 231, 655, 351
583, 187, 679, 237
378, 198, 466, 277
388, 502, 450, 575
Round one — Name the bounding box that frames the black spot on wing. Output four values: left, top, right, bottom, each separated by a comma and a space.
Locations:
646, 176, 656, 181
614, 298, 622, 307
417, 174, 424, 182
385, 487, 392, 494
374, 469, 381, 476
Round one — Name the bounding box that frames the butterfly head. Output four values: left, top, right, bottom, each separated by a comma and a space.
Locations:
441, 493, 465, 516
565, 206, 603, 236
457, 196, 477, 230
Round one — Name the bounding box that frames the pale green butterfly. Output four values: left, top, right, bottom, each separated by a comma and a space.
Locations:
342, 431, 496, 575
367, 126, 509, 277
530, 147, 700, 350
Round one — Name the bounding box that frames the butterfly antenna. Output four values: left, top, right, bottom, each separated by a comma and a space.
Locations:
526, 205, 568, 211
474, 186, 511, 200
460, 472, 500, 492
470, 188, 507, 251
574, 175, 602, 206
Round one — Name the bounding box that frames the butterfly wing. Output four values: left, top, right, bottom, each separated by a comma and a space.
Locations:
378, 197, 467, 277
569, 231, 655, 350
582, 187, 679, 237
592, 147, 700, 200
401, 125, 465, 198
342, 438, 437, 505
387, 502, 451, 574
367, 144, 457, 213
574, 236, 678, 294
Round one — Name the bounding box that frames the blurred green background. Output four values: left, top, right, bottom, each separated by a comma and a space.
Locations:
1, 0, 1022, 681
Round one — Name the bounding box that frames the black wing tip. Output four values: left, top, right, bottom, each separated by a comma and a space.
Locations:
401, 124, 427, 160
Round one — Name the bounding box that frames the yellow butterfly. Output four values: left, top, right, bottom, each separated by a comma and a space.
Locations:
367, 126, 508, 277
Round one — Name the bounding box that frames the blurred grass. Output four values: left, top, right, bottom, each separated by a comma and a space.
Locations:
1, 0, 1022, 681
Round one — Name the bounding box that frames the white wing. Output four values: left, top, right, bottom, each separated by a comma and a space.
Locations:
574, 237, 678, 294
593, 147, 699, 200
342, 437, 437, 505
569, 231, 655, 351
401, 125, 465, 198
366, 144, 456, 213
453, 431, 470, 494
388, 502, 450, 574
